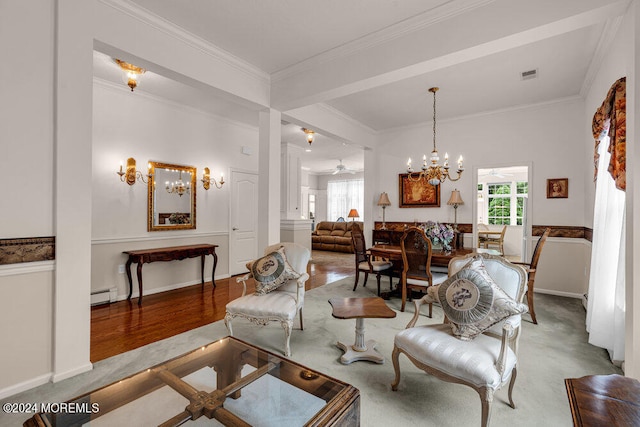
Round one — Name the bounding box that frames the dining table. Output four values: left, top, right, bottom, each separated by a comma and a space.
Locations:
368, 245, 502, 304
369, 245, 501, 268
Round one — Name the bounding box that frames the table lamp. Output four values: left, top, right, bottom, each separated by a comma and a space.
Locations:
347, 209, 359, 222
377, 192, 391, 229
447, 189, 464, 231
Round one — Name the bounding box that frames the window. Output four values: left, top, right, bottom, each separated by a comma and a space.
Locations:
487, 183, 511, 225
484, 181, 528, 225
327, 179, 364, 221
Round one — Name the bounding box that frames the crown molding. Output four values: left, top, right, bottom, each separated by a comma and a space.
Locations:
272, 0, 496, 83
93, 77, 257, 132
379, 95, 583, 135
580, 15, 624, 97
98, 0, 270, 86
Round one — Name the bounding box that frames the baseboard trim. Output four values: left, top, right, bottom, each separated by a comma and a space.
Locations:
116, 274, 230, 301
0, 373, 51, 400
51, 362, 93, 383
535, 288, 583, 299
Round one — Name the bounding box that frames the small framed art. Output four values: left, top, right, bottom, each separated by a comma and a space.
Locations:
547, 178, 568, 199
399, 173, 441, 207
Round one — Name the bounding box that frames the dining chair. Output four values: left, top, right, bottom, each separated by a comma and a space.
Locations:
399, 227, 448, 313
352, 224, 393, 296
483, 225, 507, 255
513, 227, 551, 324
477, 223, 489, 248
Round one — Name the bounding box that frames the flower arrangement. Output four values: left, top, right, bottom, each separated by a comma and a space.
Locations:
421, 221, 455, 252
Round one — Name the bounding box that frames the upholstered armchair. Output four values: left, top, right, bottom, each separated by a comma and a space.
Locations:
225, 242, 310, 357
391, 254, 528, 427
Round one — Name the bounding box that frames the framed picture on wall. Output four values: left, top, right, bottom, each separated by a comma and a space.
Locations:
398, 173, 441, 207
547, 178, 568, 199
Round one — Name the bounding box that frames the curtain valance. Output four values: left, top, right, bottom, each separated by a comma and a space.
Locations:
592, 77, 626, 191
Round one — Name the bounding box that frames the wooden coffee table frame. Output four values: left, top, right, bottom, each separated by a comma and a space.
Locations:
24, 337, 359, 427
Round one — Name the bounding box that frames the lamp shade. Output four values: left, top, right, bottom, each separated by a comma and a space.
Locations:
377, 192, 391, 206
447, 189, 464, 206
348, 209, 359, 218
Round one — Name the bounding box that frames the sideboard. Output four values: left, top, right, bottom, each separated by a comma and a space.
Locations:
372, 222, 467, 249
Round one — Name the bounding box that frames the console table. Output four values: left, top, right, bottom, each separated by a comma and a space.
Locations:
123, 244, 218, 305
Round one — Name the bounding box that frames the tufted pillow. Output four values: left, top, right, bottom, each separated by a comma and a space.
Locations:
428, 257, 527, 340
246, 247, 301, 295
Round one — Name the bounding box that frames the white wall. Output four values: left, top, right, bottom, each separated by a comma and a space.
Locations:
376, 98, 588, 296
92, 81, 258, 298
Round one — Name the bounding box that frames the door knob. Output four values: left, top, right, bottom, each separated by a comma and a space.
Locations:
232, 227, 239, 231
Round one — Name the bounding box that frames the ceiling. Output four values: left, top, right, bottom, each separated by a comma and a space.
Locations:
93, 0, 627, 173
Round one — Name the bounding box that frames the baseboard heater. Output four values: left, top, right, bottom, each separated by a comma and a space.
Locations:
91, 288, 118, 306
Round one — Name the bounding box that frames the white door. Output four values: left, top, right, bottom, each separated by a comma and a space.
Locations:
229, 170, 259, 275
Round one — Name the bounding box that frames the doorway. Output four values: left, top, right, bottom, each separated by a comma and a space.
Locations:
475, 165, 531, 262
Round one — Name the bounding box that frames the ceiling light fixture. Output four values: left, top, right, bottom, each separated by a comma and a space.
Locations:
406, 87, 464, 186
302, 128, 315, 145
114, 59, 146, 92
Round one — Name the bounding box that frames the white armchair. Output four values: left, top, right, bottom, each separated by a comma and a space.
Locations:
224, 242, 310, 357
391, 254, 528, 427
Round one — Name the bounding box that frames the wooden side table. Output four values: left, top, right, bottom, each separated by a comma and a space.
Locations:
328, 297, 396, 364
565, 374, 640, 426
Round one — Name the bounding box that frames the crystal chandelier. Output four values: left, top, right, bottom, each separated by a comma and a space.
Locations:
166, 171, 191, 197
407, 87, 464, 185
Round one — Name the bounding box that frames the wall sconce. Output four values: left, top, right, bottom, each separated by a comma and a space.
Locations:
302, 128, 315, 145
201, 167, 224, 190
114, 59, 146, 92
117, 157, 152, 185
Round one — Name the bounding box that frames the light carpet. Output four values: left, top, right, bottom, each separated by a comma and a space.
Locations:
1, 276, 621, 426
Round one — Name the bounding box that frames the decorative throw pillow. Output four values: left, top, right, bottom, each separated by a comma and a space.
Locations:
246, 247, 301, 295
431, 257, 528, 340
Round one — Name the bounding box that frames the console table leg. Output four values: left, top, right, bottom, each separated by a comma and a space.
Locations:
201, 255, 205, 289
211, 253, 218, 288
136, 262, 144, 306
125, 259, 133, 300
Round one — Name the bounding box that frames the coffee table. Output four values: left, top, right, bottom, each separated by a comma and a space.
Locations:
328, 297, 396, 364
24, 336, 359, 427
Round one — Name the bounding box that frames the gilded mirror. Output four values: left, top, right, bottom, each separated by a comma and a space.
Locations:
148, 161, 197, 231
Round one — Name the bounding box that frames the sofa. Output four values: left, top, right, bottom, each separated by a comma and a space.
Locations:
312, 221, 363, 253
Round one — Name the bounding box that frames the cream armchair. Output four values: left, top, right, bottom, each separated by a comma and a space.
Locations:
391, 254, 527, 427
224, 242, 310, 357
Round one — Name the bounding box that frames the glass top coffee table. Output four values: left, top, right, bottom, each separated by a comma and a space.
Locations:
24, 337, 359, 427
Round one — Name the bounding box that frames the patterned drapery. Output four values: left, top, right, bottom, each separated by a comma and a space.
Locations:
592, 77, 626, 191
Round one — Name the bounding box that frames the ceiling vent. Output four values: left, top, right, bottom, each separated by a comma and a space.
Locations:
521, 69, 538, 80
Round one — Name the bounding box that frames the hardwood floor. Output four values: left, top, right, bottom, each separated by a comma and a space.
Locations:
90, 250, 354, 362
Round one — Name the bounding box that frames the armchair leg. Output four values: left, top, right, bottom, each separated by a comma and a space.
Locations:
479, 387, 494, 427
224, 313, 233, 336
353, 270, 360, 291
282, 319, 293, 357
376, 273, 382, 296
363, 272, 369, 286
391, 346, 402, 391
507, 366, 517, 409
299, 307, 304, 330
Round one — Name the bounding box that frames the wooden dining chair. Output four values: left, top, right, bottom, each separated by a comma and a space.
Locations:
483, 225, 507, 255
399, 227, 448, 313
351, 224, 393, 296
513, 227, 551, 324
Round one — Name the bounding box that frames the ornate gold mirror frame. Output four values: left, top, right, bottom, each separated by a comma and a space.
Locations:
148, 161, 197, 231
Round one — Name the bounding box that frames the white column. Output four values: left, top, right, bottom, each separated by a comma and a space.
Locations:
625, 1, 640, 379
52, 0, 94, 381
281, 143, 304, 219
258, 109, 282, 249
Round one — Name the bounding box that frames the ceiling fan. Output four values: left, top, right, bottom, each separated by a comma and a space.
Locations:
479, 168, 513, 179
332, 159, 356, 175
